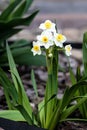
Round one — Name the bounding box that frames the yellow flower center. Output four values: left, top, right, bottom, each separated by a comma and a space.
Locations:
66, 46, 71, 52
42, 36, 48, 43
33, 45, 40, 51
44, 21, 52, 29
56, 34, 64, 42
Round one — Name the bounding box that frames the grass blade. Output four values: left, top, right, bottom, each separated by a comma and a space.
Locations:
6, 43, 33, 118
31, 69, 38, 97
16, 105, 33, 125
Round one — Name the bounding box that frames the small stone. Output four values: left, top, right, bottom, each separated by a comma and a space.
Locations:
35, 70, 47, 82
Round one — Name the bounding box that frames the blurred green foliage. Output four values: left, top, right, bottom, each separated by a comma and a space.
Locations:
0, 0, 46, 66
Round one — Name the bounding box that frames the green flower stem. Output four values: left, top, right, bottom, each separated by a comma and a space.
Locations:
44, 48, 58, 128
57, 48, 64, 51
52, 48, 58, 95
44, 50, 53, 127
46, 50, 52, 75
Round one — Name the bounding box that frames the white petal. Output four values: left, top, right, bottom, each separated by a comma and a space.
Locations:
65, 51, 72, 56
39, 23, 45, 30
54, 40, 63, 48
38, 50, 41, 55
37, 35, 41, 41
45, 44, 50, 49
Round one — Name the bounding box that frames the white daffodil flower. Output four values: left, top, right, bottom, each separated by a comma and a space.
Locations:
54, 33, 66, 48
37, 31, 54, 49
39, 20, 56, 33
31, 41, 41, 56
65, 44, 72, 56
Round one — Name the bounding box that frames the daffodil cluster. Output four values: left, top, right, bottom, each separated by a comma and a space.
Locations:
31, 20, 72, 56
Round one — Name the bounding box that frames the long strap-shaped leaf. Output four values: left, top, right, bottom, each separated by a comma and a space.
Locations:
83, 32, 87, 75
78, 32, 87, 118
0, 10, 38, 30
0, 110, 25, 121
10, 0, 33, 18
8, 1, 27, 19
31, 69, 38, 97
0, 29, 21, 43
24, 0, 33, 13
0, 68, 18, 109
0, 46, 46, 66
16, 105, 34, 125
0, 0, 21, 20
60, 94, 87, 121
6, 43, 33, 120
61, 81, 87, 110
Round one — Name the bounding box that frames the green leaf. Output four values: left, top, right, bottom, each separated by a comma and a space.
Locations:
76, 66, 82, 81
76, 33, 87, 118
0, 46, 46, 66
0, 28, 21, 43
69, 67, 77, 85
38, 95, 56, 127
61, 81, 87, 110
0, 10, 38, 30
0, 67, 18, 109
83, 32, 87, 76
10, 39, 30, 48
60, 94, 87, 121
61, 118, 87, 122
0, 10, 38, 44
10, 46, 46, 66
15, 52, 46, 66
39, 95, 56, 113
78, 85, 87, 118
38, 100, 45, 127
6, 43, 33, 118
9, 1, 27, 18
12, 72, 23, 105
0, 110, 25, 121
31, 69, 38, 97
24, 0, 33, 13
9, 0, 33, 19
7, 10, 39, 28
16, 105, 33, 125
0, 0, 21, 20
